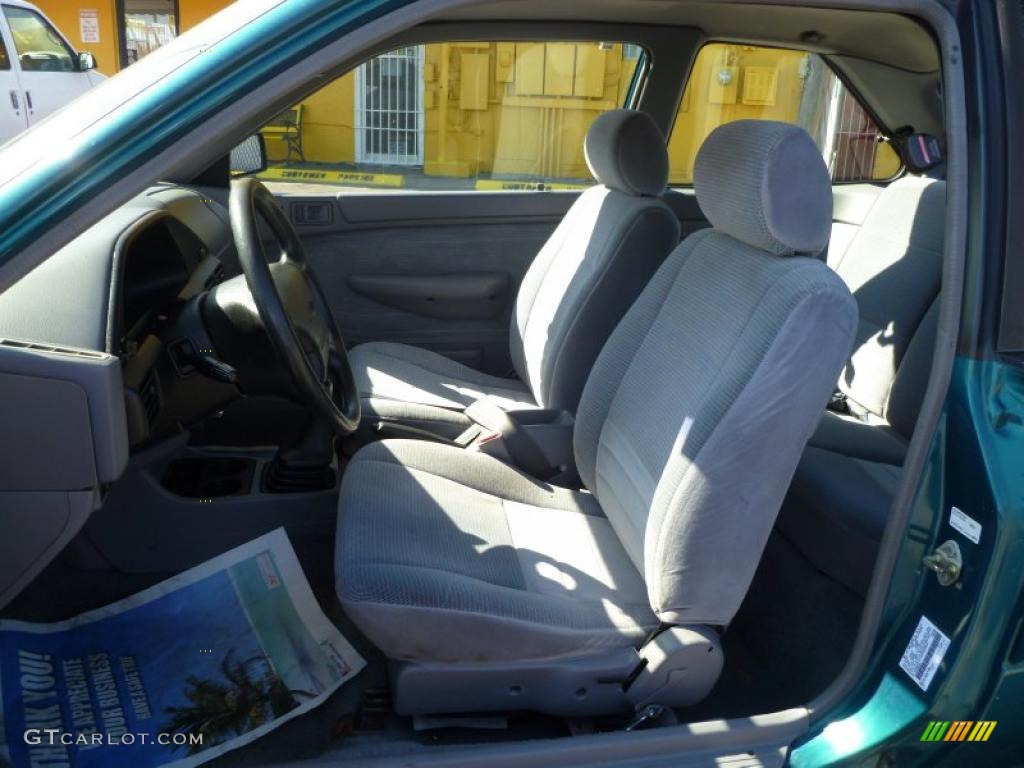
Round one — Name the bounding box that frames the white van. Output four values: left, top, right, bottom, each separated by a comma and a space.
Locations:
0, 0, 104, 144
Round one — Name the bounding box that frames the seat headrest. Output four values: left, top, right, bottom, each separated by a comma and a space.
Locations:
694, 120, 832, 256
584, 110, 669, 197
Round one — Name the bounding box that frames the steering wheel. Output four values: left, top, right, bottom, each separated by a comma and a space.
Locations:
229, 178, 361, 436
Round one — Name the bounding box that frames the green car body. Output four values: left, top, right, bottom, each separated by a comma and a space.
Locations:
0, 0, 1020, 765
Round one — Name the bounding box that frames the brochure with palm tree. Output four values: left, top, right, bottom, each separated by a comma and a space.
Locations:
0, 528, 364, 768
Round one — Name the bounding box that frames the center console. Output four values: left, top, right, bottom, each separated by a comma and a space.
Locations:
74, 434, 340, 575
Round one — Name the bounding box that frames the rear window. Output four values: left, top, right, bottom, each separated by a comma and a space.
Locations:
668, 43, 901, 185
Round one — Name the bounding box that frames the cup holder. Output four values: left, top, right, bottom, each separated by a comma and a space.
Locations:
211, 458, 248, 476
162, 457, 256, 498
205, 478, 243, 496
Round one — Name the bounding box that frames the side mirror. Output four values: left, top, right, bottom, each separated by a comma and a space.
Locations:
230, 134, 268, 176
78, 51, 97, 72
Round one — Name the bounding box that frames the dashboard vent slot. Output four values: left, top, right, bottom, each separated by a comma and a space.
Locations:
0, 337, 107, 359
140, 369, 162, 428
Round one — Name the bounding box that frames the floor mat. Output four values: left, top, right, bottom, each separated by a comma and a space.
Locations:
685, 529, 864, 720
204, 534, 393, 767
0, 529, 365, 768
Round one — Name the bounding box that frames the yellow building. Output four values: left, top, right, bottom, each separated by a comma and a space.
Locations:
32, 1, 897, 186
262, 43, 638, 180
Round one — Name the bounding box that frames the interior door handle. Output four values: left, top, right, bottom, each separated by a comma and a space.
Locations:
9, 90, 18, 111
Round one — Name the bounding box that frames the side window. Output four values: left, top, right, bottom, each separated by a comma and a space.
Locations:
0, 32, 9, 71
668, 43, 901, 185
2, 5, 75, 73
257, 41, 644, 192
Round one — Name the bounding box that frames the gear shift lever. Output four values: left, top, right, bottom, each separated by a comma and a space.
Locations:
263, 414, 336, 493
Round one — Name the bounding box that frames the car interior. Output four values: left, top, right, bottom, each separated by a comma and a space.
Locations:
0, 0, 952, 765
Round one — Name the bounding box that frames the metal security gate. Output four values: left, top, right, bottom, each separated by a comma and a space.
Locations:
355, 47, 425, 166
825, 84, 881, 181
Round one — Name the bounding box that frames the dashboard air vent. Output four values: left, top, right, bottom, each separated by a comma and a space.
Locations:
0, 337, 107, 359
140, 369, 162, 428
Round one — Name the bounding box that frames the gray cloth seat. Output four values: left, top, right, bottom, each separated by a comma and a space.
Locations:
336, 120, 857, 714
782, 446, 903, 596
806, 410, 909, 465
337, 439, 658, 663
778, 177, 945, 595
348, 109, 681, 439
350, 342, 538, 437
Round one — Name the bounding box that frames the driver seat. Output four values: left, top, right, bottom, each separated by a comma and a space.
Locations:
335, 121, 858, 716
347, 109, 681, 439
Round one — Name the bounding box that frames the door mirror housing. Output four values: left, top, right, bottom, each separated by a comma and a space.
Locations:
230, 134, 268, 176
77, 51, 97, 72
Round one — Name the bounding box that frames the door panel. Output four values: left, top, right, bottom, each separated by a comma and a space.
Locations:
347, 272, 511, 321
277, 191, 576, 374
278, 189, 714, 376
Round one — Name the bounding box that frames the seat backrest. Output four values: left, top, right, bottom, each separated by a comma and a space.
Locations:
574, 120, 858, 627
886, 296, 939, 439
828, 176, 945, 427
509, 110, 680, 411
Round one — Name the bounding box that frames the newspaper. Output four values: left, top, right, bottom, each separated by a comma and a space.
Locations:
0, 528, 364, 768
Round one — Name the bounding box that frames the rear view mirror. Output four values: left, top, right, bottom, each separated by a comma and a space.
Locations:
78, 51, 96, 71
230, 134, 268, 176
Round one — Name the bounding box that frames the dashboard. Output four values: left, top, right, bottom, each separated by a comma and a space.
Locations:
0, 184, 239, 449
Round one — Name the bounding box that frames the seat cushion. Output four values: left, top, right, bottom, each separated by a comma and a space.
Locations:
806, 410, 908, 465
335, 440, 658, 663
349, 342, 537, 438
777, 446, 901, 595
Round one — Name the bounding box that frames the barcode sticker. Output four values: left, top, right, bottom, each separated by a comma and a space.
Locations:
899, 616, 950, 691
949, 506, 981, 544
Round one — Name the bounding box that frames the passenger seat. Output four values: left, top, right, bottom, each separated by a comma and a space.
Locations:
778, 175, 945, 595
346, 110, 681, 440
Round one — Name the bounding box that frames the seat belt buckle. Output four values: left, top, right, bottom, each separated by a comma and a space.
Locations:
453, 424, 482, 447
827, 390, 850, 414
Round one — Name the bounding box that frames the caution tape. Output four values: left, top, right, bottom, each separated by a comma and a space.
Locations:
474, 179, 591, 191
258, 167, 405, 187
